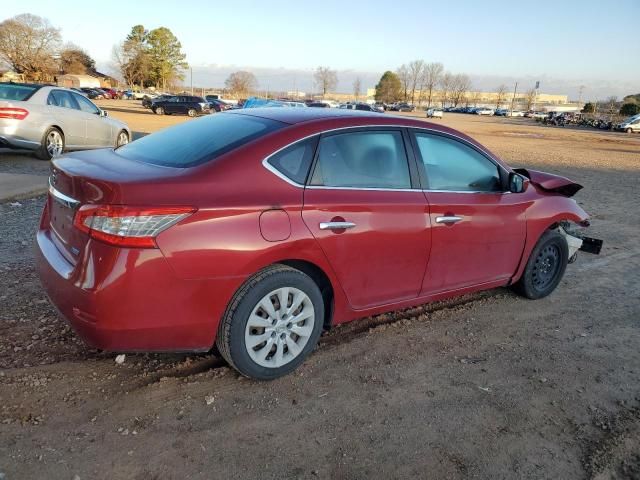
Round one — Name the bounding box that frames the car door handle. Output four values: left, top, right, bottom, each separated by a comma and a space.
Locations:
319, 221, 356, 230
435, 216, 463, 224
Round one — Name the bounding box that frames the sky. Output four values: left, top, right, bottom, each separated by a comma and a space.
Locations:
2, 0, 639, 100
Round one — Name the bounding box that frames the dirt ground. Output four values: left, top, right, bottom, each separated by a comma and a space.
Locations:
1, 102, 639, 480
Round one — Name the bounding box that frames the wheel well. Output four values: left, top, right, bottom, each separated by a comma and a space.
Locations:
278, 260, 334, 330
50, 125, 64, 138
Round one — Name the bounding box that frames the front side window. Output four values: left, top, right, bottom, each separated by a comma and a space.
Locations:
310, 130, 411, 189
73, 94, 100, 114
116, 113, 285, 167
414, 133, 501, 192
267, 138, 316, 185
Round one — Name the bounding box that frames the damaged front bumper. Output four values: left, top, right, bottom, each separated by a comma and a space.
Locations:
558, 222, 603, 263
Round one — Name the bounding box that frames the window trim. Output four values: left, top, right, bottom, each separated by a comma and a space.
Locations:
265, 135, 319, 186
408, 128, 509, 193
261, 125, 510, 193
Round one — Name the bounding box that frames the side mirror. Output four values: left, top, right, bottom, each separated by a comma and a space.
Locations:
99, 109, 108, 117
509, 172, 526, 193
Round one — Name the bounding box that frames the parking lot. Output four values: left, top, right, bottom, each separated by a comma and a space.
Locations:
1, 104, 639, 479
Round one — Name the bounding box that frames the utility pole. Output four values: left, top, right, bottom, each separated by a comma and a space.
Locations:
190, 67, 193, 95
533, 81, 540, 112
578, 85, 585, 105
510, 81, 518, 115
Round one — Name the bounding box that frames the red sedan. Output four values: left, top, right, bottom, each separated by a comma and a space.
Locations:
36, 108, 602, 380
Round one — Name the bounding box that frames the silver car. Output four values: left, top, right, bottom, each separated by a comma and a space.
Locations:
0, 82, 131, 160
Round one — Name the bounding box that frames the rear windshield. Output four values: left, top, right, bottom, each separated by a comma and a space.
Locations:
115, 113, 285, 167
0, 84, 39, 101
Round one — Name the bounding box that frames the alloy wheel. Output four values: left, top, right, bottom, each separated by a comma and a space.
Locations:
244, 287, 315, 368
46, 131, 63, 157
117, 131, 129, 147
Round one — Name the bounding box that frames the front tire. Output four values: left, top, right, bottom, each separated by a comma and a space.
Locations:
35, 127, 64, 160
155, 106, 164, 115
626, 128, 633, 134
116, 130, 129, 148
514, 229, 569, 299
216, 265, 325, 380
187, 108, 197, 117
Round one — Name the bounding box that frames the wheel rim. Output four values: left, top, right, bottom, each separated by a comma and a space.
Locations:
156, 107, 163, 115
532, 244, 561, 291
46, 131, 63, 157
188, 109, 196, 117
117, 132, 129, 146
244, 287, 315, 368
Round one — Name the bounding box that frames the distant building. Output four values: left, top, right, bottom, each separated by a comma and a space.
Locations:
56, 71, 118, 89
0, 70, 25, 82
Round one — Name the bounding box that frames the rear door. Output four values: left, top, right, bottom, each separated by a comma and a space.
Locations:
71, 92, 112, 147
410, 130, 529, 293
46, 90, 85, 147
302, 128, 431, 310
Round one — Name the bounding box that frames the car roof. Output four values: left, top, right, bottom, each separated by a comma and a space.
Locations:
226, 106, 387, 125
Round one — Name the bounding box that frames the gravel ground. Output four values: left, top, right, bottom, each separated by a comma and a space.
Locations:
0, 108, 639, 480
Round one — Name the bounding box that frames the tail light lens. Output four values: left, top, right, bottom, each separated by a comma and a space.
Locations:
73, 205, 195, 248
0, 108, 29, 120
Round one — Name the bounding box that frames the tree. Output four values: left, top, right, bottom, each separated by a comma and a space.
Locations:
524, 88, 537, 111
407, 59, 425, 105
314, 66, 337, 97
0, 14, 61, 79
374, 71, 402, 104
582, 102, 595, 113
353, 77, 362, 101
225, 71, 258, 98
396, 64, 410, 101
620, 103, 640, 116
421, 62, 443, 108
439, 72, 454, 108
451, 74, 471, 107
60, 44, 95, 74
470, 91, 482, 107
147, 27, 188, 90
113, 25, 150, 87
495, 84, 508, 109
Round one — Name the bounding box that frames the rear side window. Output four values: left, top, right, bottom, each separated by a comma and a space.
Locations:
267, 138, 317, 185
414, 133, 501, 192
310, 130, 411, 189
0, 84, 39, 100
116, 113, 285, 167
48, 90, 79, 110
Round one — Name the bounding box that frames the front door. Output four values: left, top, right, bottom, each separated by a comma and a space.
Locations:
71, 93, 112, 147
302, 129, 431, 310
411, 130, 529, 293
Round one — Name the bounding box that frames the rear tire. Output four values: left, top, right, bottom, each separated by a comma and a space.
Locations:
216, 265, 324, 380
513, 229, 569, 299
35, 127, 64, 161
187, 108, 197, 117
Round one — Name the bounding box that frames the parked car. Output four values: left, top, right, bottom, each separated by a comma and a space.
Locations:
80, 88, 103, 100
152, 95, 210, 116
391, 102, 415, 112
616, 113, 640, 133
0, 82, 131, 160
308, 102, 331, 108
525, 111, 547, 119
208, 99, 233, 112
505, 110, 525, 117
36, 107, 602, 380
133, 91, 157, 100
494, 108, 508, 116
339, 103, 382, 112
142, 94, 175, 109
476, 107, 495, 116
426, 108, 443, 118
70, 88, 88, 97
101, 88, 118, 99
94, 88, 112, 99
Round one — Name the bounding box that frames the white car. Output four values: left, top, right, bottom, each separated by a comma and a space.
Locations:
133, 91, 158, 100
426, 108, 443, 118
505, 110, 525, 117
617, 114, 640, 133
476, 107, 495, 116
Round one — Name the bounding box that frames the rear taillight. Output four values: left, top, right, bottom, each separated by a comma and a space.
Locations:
73, 205, 195, 248
0, 108, 29, 120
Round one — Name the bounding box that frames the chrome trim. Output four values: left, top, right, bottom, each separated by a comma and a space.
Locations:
435, 216, 463, 224
319, 221, 356, 230
423, 189, 510, 195
48, 178, 80, 209
261, 124, 508, 192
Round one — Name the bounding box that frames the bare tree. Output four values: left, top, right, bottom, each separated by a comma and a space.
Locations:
524, 88, 537, 111
396, 64, 410, 101
421, 62, 443, 108
606, 96, 618, 115
495, 84, 509, 109
0, 14, 61, 80
225, 71, 258, 98
407, 59, 425, 105
353, 77, 362, 101
439, 72, 454, 108
470, 91, 482, 107
451, 74, 472, 107
314, 66, 337, 97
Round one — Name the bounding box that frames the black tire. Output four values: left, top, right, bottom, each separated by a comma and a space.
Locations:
216, 265, 325, 380
35, 127, 64, 161
626, 128, 633, 134
513, 229, 569, 299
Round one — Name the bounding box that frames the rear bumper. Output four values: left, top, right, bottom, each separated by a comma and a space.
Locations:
35, 225, 235, 352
